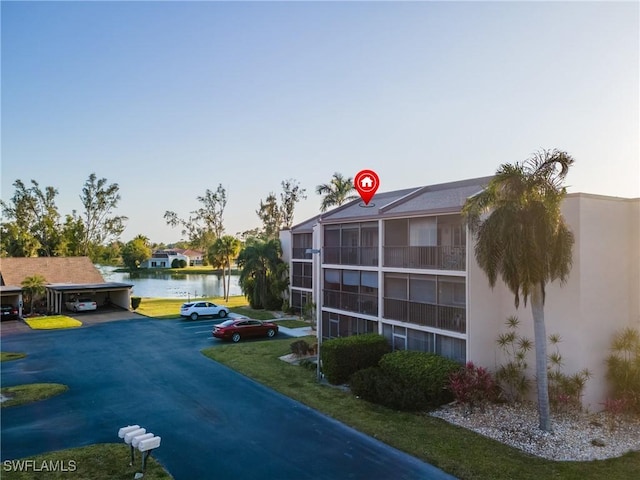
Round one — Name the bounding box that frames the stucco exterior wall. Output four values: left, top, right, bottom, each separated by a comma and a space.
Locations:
467, 194, 640, 409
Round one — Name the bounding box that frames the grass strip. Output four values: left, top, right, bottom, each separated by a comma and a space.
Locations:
135, 296, 277, 320
1, 352, 27, 362
1, 383, 68, 408
24, 316, 82, 330
275, 319, 310, 328
1, 443, 172, 479
201, 336, 640, 480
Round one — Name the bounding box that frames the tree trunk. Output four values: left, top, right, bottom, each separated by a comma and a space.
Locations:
531, 283, 551, 431
225, 262, 231, 302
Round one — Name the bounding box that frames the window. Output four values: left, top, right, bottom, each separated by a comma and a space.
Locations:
409, 275, 436, 303
384, 274, 407, 299
409, 218, 437, 246
324, 269, 340, 290
361, 272, 378, 294
408, 329, 435, 352
437, 336, 466, 363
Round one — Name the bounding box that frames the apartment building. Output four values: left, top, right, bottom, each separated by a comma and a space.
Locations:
281, 176, 639, 408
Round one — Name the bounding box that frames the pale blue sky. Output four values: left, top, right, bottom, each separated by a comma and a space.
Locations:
2, 1, 638, 243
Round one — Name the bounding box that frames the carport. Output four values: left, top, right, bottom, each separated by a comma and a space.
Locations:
47, 282, 133, 314
0, 286, 24, 318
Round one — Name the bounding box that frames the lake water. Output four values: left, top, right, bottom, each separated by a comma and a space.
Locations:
97, 265, 243, 299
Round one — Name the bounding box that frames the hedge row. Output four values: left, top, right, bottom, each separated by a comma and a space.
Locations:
351, 351, 460, 411
320, 333, 391, 385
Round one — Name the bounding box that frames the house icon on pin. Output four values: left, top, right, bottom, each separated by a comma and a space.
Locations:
360, 176, 373, 188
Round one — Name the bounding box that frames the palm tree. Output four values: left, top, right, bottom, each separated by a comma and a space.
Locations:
237, 238, 287, 310
21, 274, 47, 314
209, 235, 241, 302
315, 172, 358, 212
462, 149, 575, 432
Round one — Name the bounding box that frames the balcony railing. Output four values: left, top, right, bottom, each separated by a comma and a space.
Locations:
383, 245, 466, 270
323, 246, 378, 266
323, 290, 378, 316
383, 298, 466, 333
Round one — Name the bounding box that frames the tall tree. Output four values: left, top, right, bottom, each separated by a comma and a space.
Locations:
280, 178, 307, 229
237, 238, 287, 310
315, 172, 358, 212
0, 179, 62, 256
164, 184, 227, 250
462, 149, 575, 431
80, 173, 128, 259
256, 193, 282, 240
208, 235, 241, 302
122, 235, 152, 269
57, 212, 86, 257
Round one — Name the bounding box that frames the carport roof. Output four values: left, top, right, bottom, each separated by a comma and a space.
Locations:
0, 256, 104, 285
0, 285, 23, 294
47, 282, 133, 292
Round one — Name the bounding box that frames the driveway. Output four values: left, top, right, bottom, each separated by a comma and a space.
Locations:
1, 317, 456, 480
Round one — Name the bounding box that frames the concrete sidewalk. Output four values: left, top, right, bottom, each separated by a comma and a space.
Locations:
277, 324, 316, 337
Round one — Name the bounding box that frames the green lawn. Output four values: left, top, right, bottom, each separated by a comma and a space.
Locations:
1, 383, 68, 408
201, 337, 640, 480
1, 444, 172, 480
24, 315, 82, 330
274, 319, 310, 328
1, 352, 27, 362
134, 295, 275, 320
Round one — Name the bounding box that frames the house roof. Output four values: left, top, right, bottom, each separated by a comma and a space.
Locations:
178, 249, 203, 257
316, 176, 493, 223
290, 214, 322, 233
0, 257, 105, 286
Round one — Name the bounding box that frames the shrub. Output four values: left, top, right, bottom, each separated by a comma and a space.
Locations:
495, 316, 532, 403
321, 334, 391, 385
547, 334, 591, 413
290, 339, 310, 356
171, 258, 180, 268
378, 350, 460, 410
298, 358, 317, 371
350, 367, 401, 406
131, 297, 141, 310
606, 327, 640, 413
448, 362, 497, 413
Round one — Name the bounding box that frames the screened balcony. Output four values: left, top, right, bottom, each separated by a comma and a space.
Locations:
323, 290, 378, 316
383, 245, 465, 270
383, 298, 466, 334
323, 246, 378, 266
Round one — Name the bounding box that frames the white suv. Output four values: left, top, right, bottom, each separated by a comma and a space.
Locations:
180, 301, 229, 320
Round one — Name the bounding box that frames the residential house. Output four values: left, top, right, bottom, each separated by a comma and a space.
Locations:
281, 177, 640, 408
175, 249, 205, 266
140, 250, 190, 269
0, 256, 133, 315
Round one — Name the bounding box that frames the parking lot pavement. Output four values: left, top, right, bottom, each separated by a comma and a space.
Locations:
0, 309, 144, 338
176, 317, 226, 335
1, 319, 456, 480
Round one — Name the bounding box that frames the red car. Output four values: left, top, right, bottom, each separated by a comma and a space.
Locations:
212, 318, 279, 343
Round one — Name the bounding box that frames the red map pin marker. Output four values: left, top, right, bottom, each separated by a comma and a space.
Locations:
354, 169, 380, 206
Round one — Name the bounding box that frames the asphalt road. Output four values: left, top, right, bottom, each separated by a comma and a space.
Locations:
1, 317, 456, 480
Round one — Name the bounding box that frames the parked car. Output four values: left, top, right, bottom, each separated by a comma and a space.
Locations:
1, 304, 19, 320
212, 318, 279, 343
65, 298, 97, 312
180, 301, 229, 320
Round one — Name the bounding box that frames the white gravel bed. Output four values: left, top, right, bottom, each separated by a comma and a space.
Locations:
430, 402, 640, 461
